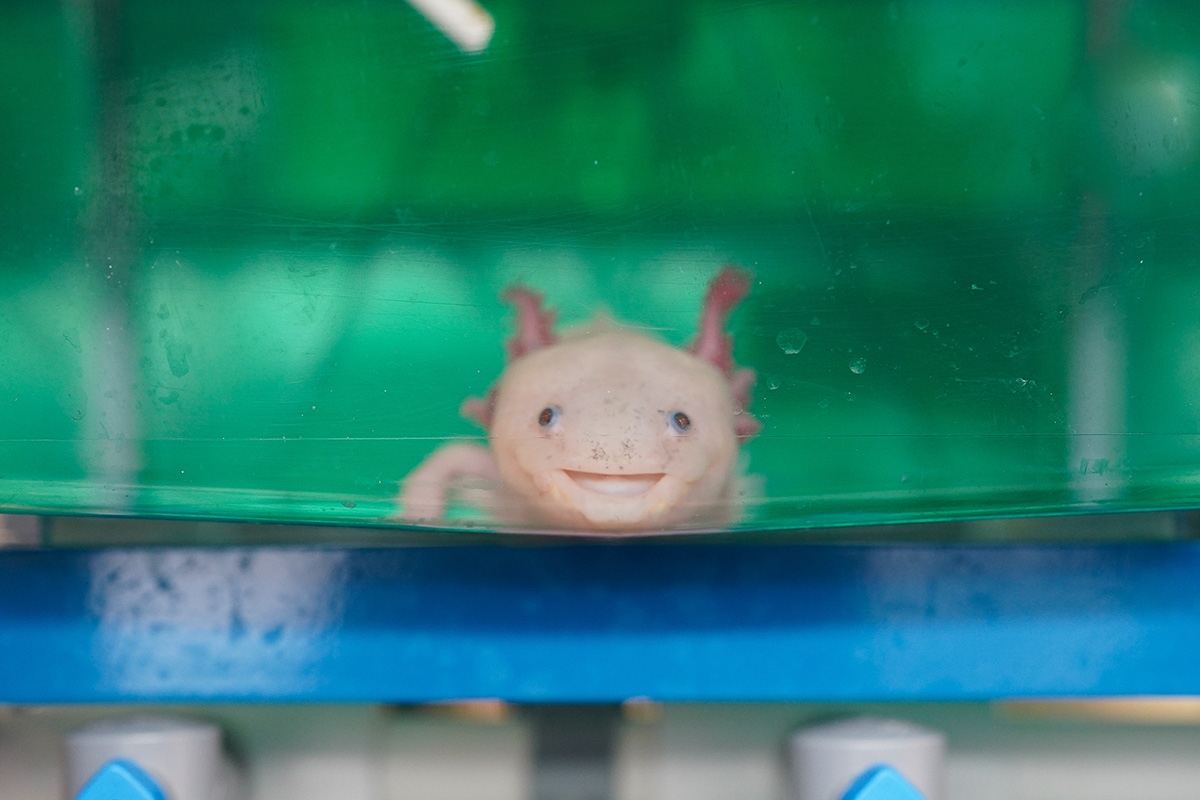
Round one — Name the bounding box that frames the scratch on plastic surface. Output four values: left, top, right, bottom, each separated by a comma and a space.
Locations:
88, 549, 347, 696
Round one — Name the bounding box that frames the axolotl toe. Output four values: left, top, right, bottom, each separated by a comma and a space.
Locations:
398, 266, 760, 532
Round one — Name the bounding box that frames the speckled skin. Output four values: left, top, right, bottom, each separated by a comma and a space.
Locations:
399, 268, 758, 532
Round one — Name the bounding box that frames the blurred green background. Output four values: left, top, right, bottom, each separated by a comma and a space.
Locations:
2, 0, 1199, 535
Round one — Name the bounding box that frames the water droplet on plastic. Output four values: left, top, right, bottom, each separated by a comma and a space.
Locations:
776, 328, 808, 355
849, 357, 867, 374
767, 375, 781, 390
914, 316, 929, 331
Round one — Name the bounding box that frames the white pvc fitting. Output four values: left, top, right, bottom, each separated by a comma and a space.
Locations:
64, 717, 226, 800
789, 717, 945, 800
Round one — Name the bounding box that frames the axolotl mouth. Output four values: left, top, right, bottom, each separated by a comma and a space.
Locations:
561, 470, 666, 497
539, 468, 691, 528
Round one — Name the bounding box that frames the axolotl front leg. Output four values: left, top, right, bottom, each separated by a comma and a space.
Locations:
397, 442, 503, 522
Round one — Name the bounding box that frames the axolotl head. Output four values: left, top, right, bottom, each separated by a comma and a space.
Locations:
464, 267, 760, 531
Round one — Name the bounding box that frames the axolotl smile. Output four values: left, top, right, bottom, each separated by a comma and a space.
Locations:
560, 470, 665, 496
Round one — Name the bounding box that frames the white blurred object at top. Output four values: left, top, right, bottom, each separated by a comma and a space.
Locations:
404, 0, 494, 53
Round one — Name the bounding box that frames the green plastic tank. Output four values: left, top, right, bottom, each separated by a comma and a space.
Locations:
2, 0, 1199, 537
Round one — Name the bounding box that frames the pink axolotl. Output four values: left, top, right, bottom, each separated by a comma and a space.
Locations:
398, 266, 760, 531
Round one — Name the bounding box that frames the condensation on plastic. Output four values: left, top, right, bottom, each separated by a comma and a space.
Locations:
2, 0, 1200, 539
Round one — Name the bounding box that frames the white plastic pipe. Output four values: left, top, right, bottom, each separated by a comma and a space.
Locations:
65, 717, 226, 800
789, 717, 945, 800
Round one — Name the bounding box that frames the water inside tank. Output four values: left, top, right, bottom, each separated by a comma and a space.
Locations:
2, 0, 1199, 537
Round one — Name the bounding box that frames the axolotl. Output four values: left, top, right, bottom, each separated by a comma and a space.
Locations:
398, 266, 760, 531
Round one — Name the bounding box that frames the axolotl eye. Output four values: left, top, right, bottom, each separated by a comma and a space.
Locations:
668, 410, 692, 433
538, 406, 560, 428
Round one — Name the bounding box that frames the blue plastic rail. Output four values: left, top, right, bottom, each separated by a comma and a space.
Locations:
1, 542, 1197, 702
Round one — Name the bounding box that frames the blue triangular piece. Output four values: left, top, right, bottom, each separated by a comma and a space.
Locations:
76, 758, 168, 800
841, 765, 926, 800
